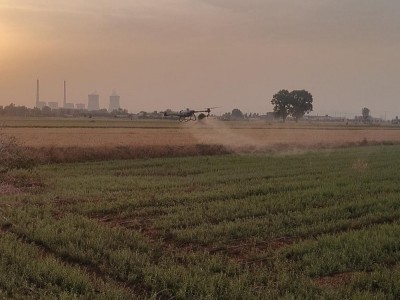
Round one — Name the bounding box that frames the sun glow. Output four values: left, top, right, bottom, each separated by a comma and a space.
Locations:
0, 23, 32, 67
0, 21, 45, 69
0, 24, 14, 62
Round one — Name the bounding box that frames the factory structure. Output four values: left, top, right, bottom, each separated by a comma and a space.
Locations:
63, 80, 75, 109
87, 92, 100, 111
109, 91, 120, 112
35, 79, 47, 109
34, 79, 121, 112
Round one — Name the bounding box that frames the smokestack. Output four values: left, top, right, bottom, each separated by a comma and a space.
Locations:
64, 80, 66, 107
36, 79, 39, 107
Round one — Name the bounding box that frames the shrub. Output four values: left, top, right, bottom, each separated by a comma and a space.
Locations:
0, 131, 37, 174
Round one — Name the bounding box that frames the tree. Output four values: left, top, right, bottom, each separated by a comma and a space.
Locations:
41, 106, 52, 116
290, 90, 313, 122
271, 89, 313, 122
221, 112, 231, 120
231, 108, 244, 119
362, 107, 370, 123
271, 90, 292, 122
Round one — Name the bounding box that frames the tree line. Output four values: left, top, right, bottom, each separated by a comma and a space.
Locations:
1, 89, 315, 122
0, 103, 130, 118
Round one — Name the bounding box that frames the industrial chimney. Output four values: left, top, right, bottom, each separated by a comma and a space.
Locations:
64, 80, 66, 108
36, 79, 40, 107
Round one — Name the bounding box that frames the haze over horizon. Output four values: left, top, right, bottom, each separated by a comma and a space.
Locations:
1, 0, 400, 118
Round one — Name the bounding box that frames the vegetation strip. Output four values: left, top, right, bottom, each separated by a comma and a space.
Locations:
2, 145, 400, 298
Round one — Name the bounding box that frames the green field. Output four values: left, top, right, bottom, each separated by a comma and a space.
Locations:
1, 145, 400, 299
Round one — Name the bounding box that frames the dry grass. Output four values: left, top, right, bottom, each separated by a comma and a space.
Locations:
25, 144, 230, 163
3, 121, 400, 149
1, 128, 193, 147
2, 119, 400, 162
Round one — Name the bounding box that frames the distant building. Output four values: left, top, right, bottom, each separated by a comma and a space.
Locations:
47, 102, 59, 109
88, 93, 100, 111
354, 115, 383, 123
35, 79, 46, 109
75, 103, 86, 110
64, 103, 75, 109
63, 80, 67, 108
304, 115, 346, 122
109, 93, 120, 112
36, 101, 47, 109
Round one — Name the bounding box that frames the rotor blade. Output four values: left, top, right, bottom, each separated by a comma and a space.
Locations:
193, 107, 220, 112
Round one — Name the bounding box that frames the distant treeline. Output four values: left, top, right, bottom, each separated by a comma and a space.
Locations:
0, 103, 131, 118
0, 103, 266, 121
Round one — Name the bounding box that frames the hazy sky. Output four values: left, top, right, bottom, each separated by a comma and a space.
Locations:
1, 0, 400, 117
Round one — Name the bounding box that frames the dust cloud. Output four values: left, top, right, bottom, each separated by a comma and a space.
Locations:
184, 118, 400, 154
185, 118, 280, 153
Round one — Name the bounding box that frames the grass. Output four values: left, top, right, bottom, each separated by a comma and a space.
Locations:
1, 145, 400, 298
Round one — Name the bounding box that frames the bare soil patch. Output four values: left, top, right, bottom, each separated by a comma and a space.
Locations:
0, 175, 43, 195
314, 272, 361, 288
91, 213, 160, 242
205, 237, 296, 264
91, 211, 296, 265
0, 183, 22, 195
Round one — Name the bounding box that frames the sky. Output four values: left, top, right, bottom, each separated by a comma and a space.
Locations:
1, 0, 400, 118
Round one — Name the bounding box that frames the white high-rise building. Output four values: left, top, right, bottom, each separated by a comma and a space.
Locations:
88, 92, 100, 111
109, 92, 120, 112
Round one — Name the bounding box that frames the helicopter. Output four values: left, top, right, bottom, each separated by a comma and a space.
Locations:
163, 107, 219, 122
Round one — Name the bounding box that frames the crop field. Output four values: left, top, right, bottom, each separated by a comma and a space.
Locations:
2, 143, 400, 298
2, 118, 400, 149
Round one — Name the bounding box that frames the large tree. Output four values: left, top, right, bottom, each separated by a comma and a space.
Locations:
362, 107, 370, 123
231, 108, 244, 119
271, 89, 292, 122
290, 90, 313, 122
271, 89, 313, 122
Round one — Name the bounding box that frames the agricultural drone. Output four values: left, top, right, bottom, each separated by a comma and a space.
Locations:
163, 107, 219, 122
